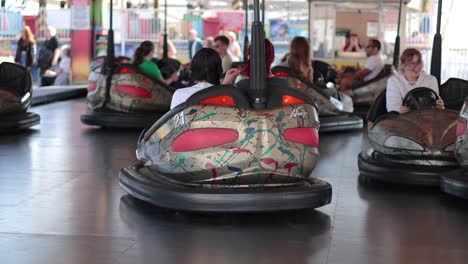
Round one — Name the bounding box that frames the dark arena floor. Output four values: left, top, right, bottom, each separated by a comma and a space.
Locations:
1, 98, 468, 264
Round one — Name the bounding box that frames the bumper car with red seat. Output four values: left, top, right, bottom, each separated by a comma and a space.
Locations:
119, 84, 332, 212
81, 58, 176, 128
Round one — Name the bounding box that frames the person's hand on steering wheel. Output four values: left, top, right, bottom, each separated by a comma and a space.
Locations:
436, 99, 445, 109
400, 105, 411, 113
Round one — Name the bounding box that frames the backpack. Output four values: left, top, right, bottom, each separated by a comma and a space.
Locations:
38, 46, 54, 69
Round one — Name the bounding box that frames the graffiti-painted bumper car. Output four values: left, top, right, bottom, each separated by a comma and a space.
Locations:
0, 62, 40, 132
438, 78, 468, 198
119, 85, 332, 212
272, 65, 362, 132
81, 60, 175, 128
359, 87, 459, 186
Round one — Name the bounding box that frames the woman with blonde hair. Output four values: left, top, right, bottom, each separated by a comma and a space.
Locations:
386, 48, 444, 113
14, 25, 36, 70
226, 31, 241, 62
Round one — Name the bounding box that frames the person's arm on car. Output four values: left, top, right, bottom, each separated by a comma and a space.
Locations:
353, 68, 371, 81
386, 77, 404, 113
222, 68, 241, 85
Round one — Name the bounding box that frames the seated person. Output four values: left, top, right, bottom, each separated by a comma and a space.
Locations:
338, 38, 384, 91
44, 45, 71, 86
386, 48, 444, 113
170, 48, 240, 109
343, 33, 362, 52
238, 38, 275, 81
287, 36, 314, 88
133, 40, 177, 85
214, 35, 233, 73
280, 37, 338, 98
236, 38, 291, 93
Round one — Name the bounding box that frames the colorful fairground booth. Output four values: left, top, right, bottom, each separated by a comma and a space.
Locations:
307, 0, 412, 112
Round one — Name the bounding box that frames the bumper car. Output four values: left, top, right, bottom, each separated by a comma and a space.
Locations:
81, 0, 176, 129
120, 84, 332, 212
81, 59, 176, 128
0, 62, 40, 132
311, 60, 338, 87
358, 87, 459, 186
119, 0, 332, 212
272, 65, 363, 132
346, 64, 394, 117
439, 78, 468, 198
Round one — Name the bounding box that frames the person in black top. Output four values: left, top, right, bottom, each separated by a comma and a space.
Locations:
14, 25, 37, 71
39, 26, 60, 86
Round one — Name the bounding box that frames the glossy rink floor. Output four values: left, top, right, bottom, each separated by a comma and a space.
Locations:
1, 99, 468, 264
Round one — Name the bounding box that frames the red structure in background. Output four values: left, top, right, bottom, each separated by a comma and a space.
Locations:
203, 11, 245, 38
23, 16, 36, 35
70, 0, 92, 84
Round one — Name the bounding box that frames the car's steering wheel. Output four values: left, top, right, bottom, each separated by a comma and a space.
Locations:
313, 70, 324, 85
402, 87, 439, 111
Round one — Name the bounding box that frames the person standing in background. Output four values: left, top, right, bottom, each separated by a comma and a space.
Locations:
188, 29, 203, 60
38, 26, 60, 86
44, 45, 71, 86
15, 25, 36, 71
226, 31, 241, 62
204, 36, 215, 49
156, 32, 177, 59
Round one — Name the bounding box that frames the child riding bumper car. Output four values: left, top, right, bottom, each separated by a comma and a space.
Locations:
0, 62, 40, 132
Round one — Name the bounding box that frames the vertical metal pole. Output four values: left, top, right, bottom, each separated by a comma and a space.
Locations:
261, 0, 265, 23
430, 0, 443, 85
104, 0, 115, 108
393, 0, 403, 68
107, 0, 114, 69
121, 10, 125, 58
243, 0, 249, 62
250, 0, 266, 109
163, 0, 168, 58
308, 0, 311, 40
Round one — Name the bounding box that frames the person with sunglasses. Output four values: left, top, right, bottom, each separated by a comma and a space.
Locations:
338, 38, 384, 91
386, 48, 444, 113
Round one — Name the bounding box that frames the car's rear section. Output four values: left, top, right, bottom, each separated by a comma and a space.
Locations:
82, 61, 173, 128
119, 85, 332, 212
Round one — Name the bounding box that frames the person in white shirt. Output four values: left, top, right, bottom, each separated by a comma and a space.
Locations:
386, 48, 444, 113
44, 45, 71, 86
338, 38, 385, 91
226, 31, 241, 62
214, 35, 233, 73
170, 48, 240, 109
